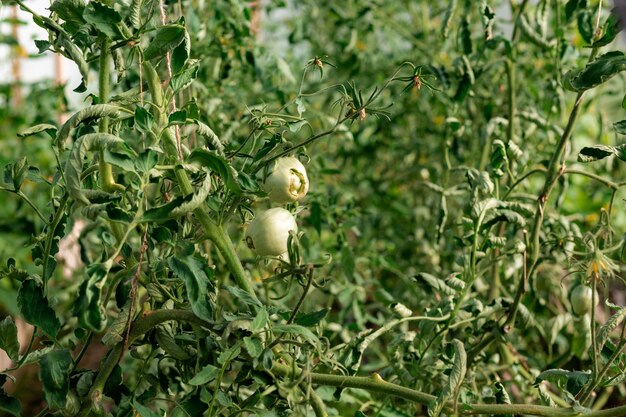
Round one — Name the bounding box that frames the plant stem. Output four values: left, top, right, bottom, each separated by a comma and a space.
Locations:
272, 362, 626, 417
579, 323, 626, 403
507, 87, 587, 328
304, 383, 328, 417
42, 194, 68, 287
141, 61, 258, 303
97, 36, 117, 193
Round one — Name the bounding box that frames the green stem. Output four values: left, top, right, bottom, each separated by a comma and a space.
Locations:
42, 194, 68, 286
590, 280, 600, 396
272, 362, 626, 417
97, 36, 118, 193
15, 190, 47, 223
141, 61, 258, 303
507, 85, 589, 328
304, 383, 328, 417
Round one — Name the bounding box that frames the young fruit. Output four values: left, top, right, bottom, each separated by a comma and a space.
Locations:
262, 157, 309, 203
245, 208, 298, 257
570, 285, 596, 316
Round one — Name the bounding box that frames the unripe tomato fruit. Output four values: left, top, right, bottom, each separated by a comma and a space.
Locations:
570, 285, 595, 316
245, 208, 298, 257
262, 157, 309, 203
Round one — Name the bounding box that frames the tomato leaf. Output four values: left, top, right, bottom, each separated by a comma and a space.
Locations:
168, 256, 214, 322
143, 24, 186, 61
0, 317, 19, 362
39, 349, 72, 409
577, 144, 616, 162
18, 279, 61, 339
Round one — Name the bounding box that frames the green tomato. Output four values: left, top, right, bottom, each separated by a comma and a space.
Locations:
570, 285, 595, 316
262, 157, 309, 204
245, 208, 298, 257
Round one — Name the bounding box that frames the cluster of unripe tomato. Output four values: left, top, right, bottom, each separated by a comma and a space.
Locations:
245, 157, 309, 258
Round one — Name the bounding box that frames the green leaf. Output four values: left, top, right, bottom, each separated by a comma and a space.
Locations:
614, 144, 626, 162
218, 345, 241, 365
414, 272, 456, 296
133, 400, 161, 417
141, 194, 193, 222
577, 10, 594, 44
56, 104, 129, 148
294, 309, 329, 327
565, 51, 626, 92
83, 1, 123, 39
592, 11, 622, 47
4, 157, 28, 191
577, 144, 616, 162
168, 256, 214, 322
156, 324, 192, 360
0, 316, 19, 362
614, 120, 626, 134
59, 36, 89, 90
598, 306, 626, 351
192, 121, 224, 155
188, 364, 219, 385
39, 349, 72, 408
18, 124, 57, 139
18, 279, 61, 339
432, 339, 467, 417
104, 150, 136, 172
188, 149, 240, 193
226, 285, 262, 309
243, 336, 263, 358
171, 63, 199, 92
447, 339, 467, 396
143, 24, 186, 61
0, 375, 21, 416
64, 133, 125, 205
135, 106, 153, 133
135, 149, 158, 173
273, 324, 318, 345
34, 39, 50, 54
168, 110, 187, 125
171, 26, 191, 74
565, 0, 584, 21
251, 307, 269, 332
535, 368, 591, 396
105, 204, 133, 223
74, 263, 108, 331
50, 0, 86, 25
102, 306, 128, 347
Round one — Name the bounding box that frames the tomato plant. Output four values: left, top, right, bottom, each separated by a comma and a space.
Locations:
2, 1, 626, 416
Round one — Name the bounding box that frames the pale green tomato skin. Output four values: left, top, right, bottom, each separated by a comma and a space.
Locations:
262, 157, 309, 204
245, 208, 298, 257
571, 285, 595, 316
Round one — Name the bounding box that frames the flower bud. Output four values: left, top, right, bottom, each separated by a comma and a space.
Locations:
245, 208, 298, 257
262, 157, 309, 203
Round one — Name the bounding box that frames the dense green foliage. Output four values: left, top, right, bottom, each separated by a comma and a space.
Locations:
2, 0, 626, 416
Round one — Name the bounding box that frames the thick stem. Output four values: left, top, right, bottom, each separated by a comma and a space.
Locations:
272, 362, 626, 417
97, 36, 117, 193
